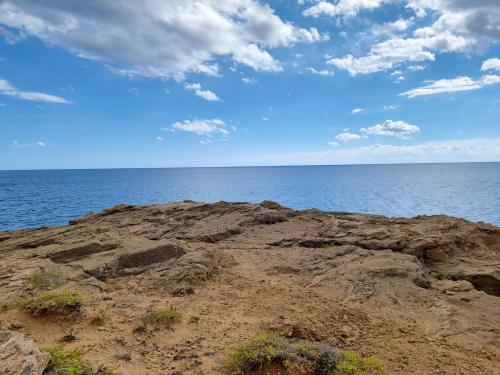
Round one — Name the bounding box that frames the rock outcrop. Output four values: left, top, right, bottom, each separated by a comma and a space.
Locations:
0, 201, 499, 374
0, 330, 49, 375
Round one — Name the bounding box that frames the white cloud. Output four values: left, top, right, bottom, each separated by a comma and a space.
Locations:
156, 136, 164, 141
321, 1, 500, 75
383, 105, 398, 110
407, 64, 425, 71
0, 1, 328, 80
351, 108, 363, 114
12, 140, 46, 148
327, 30, 471, 75
307, 67, 334, 76
261, 116, 269, 121
0, 78, 71, 104
361, 120, 420, 138
304, 0, 389, 18
481, 58, 500, 72
184, 82, 219, 101
400, 75, 500, 98
242, 77, 257, 85
335, 131, 365, 142
170, 118, 229, 136
328, 141, 339, 146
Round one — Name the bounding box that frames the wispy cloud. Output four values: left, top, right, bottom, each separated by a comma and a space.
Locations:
0, 78, 71, 104
184, 83, 219, 102
13, 140, 46, 148
307, 67, 334, 76
334, 131, 366, 142
351, 108, 363, 114
400, 75, 500, 98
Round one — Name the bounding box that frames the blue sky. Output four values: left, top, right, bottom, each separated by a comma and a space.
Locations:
0, 0, 499, 169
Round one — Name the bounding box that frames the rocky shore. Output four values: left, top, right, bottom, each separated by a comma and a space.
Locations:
1, 201, 499, 374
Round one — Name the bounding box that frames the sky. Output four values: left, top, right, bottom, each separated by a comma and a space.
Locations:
0, 0, 499, 170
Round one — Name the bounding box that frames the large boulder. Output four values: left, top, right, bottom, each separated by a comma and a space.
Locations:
0, 330, 49, 375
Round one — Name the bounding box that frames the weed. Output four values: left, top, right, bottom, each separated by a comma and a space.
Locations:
336, 351, 386, 375
91, 309, 107, 326
143, 307, 182, 329
28, 271, 65, 290
42, 344, 87, 375
12, 290, 86, 316
437, 271, 453, 280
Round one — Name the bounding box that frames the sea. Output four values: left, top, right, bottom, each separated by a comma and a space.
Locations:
1, 162, 499, 231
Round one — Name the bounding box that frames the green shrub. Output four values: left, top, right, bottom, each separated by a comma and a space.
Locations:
143, 307, 182, 329
90, 309, 107, 326
28, 271, 65, 289
42, 344, 87, 375
42, 345, 116, 375
224, 333, 387, 375
12, 291, 86, 316
336, 351, 386, 375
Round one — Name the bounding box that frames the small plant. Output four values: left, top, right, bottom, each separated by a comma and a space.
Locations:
143, 307, 183, 329
42, 344, 87, 375
224, 333, 387, 375
12, 290, 86, 316
437, 271, 453, 280
91, 308, 107, 326
336, 351, 386, 375
28, 270, 65, 290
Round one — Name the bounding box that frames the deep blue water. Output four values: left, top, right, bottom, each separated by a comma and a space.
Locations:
1, 163, 499, 231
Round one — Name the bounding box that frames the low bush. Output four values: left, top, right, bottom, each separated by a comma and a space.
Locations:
43, 344, 115, 375
42, 344, 87, 375
12, 290, 86, 316
90, 308, 107, 326
224, 333, 387, 375
143, 307, 182, 329
28, 270, 65, 289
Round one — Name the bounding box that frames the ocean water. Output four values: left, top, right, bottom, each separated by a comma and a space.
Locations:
1, 162, 499, 231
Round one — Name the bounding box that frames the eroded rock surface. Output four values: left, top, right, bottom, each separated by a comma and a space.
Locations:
0, 330, 49, 375
0, 201, 499, 374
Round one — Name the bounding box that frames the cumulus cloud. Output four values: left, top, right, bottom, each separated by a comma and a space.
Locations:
361, 120, 420, 138
184, 82, 219, 101
481, 58, 500, 72
318, 1, 499, 75
169, 118, 229, 136
304, 0, 390, 18
307, 67, 334, 76
0, 78, 71, 104
400, 75, 500, 97
0, 1, 328, 80
334, 131, 366, 142
351, 108, 363, 114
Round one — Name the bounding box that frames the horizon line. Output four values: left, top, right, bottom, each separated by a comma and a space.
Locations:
1, 160, 499, 172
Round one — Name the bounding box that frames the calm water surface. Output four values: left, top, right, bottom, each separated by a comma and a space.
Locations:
1, 163, 499, 231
